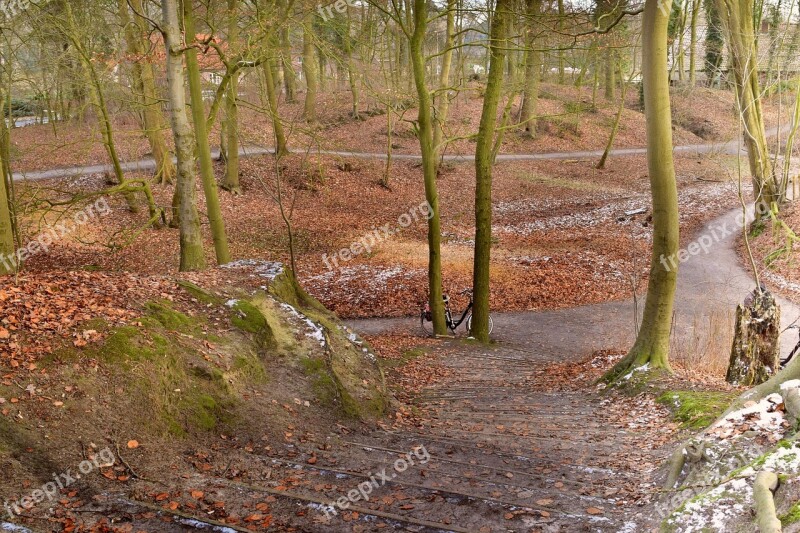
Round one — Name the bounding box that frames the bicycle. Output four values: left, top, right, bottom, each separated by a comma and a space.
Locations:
420, 289, 494, 337
781, 325, 800, 369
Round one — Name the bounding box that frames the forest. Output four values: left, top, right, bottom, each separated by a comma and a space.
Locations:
1, 0, 800, 530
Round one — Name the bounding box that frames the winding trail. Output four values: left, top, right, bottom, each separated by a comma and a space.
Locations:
324, 206, 800, 531
10, 136, 750, 182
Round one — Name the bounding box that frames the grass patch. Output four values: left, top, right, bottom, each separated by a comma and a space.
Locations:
657, 390, 738, 429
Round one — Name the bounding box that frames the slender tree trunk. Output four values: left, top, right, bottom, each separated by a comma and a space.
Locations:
717, 0, 782, 210
343, 11, 361, 119
557, 0, 565, 83
303, 19, 318, 123
689, 0, 701, 85
162, 0, 205, 271
183, 1, 231, 265
122, 0, 175, 185
520, 0, 542, 137
605, 50, 616, 99
676, 0, 688, 82
263, 60, 289, 156
604, 0, 680, 380
471, 0, 508, 342
278, 0, 297, 103
0, 84, 14, 274
222, 0, 241, 194
410, 0, 446, 335
432, 0, 456, 170
63, 0, 137, 211
597, 69, 628, 168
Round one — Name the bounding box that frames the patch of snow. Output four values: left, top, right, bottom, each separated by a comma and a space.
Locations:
622, 362, 650, 381
220, 260, 284, 281
708, 393, 786, 440
780, 379, 800, 391
176, 518, 239, 532
280, 303, 326, 347
1, 524, 33, 532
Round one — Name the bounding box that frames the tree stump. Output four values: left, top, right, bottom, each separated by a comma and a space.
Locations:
726, 287, 781, 386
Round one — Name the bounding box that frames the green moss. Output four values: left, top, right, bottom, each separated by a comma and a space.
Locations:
269, 270, 327, 314
233, 354, 268, 383
781, 501, 800, 526
87, 305, 272, 437
97, 326, 168, 366
656, 390, 738, 429
229, 299, 276, 352
749, 219, 766, 239
301, 356, 360, 418
177, 280, 223, 305
144, 300, 197, 332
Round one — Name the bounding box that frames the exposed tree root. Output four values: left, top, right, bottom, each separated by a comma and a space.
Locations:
753, 470, 782, 533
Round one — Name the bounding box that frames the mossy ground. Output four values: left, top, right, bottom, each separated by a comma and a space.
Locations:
0, 271, 390, 518
781, 500, 800, 526
657, 390, 740, 429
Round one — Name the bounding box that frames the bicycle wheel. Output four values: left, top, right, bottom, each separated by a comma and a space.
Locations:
466, 314, 494, 336
420, 311, 435, 336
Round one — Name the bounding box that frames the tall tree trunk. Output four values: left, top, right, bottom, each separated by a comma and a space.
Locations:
0, 148, 14, 275
302, 19, 318, 123
343, 11, 361, 119
604, 0, 680, 380
0, 83, 15, 274
432, 0, 456, 170
717, 0, 782, 210
557, 0, 566, 83
263, 59, 289, 156
63, 0, 137, 211
222, 0, 241, 194
605, 50, 616, 99
520, 0, 542, 137
704, 0, 724, 85
121, 0, 175, 184
183, 0, 231, 265
278, 0, 297, 102
689, 0, 701, 85
162, 0, 205, 271
471, 0, 508, 342
410, 0, 446, 335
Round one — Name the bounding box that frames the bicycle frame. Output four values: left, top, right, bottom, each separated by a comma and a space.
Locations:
782, 327, 800, 369
444, 298, 473, 331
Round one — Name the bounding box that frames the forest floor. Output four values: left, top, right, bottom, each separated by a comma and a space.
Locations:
2, 86, 800, 531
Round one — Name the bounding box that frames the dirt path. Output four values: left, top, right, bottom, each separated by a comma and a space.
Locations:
305, 206, 799, 532
10, 136, 751, 182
